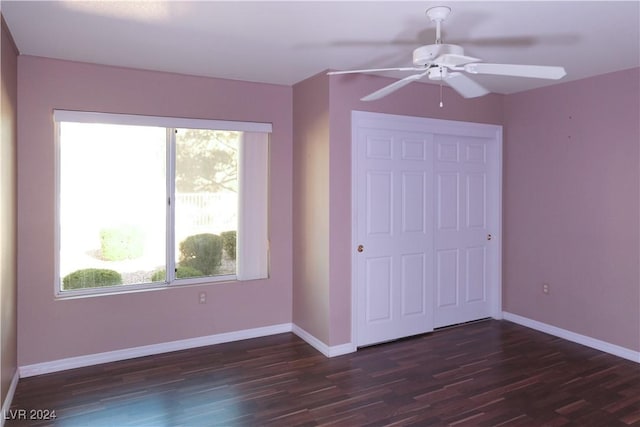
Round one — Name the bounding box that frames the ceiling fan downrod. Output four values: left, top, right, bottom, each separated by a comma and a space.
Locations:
426, 6, 451, 45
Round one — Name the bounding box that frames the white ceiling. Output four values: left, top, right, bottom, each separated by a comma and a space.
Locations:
2, 1, 639, 95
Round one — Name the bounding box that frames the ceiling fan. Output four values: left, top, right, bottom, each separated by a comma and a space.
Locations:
328, 6, 567, 102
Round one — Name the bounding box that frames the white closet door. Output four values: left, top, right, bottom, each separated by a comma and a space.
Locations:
352, 111, 501, 347
433, 134, 499, 328
354, 128, 434, 346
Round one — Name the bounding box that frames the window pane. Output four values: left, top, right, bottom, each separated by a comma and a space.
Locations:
59, 123, 167, 290
175, 129, 239, 278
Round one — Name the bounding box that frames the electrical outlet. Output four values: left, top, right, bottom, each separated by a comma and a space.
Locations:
199, 291, 207, 304
542, 283, 550, 295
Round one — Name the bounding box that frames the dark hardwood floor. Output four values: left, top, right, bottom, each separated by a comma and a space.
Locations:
6, 320, 640, 426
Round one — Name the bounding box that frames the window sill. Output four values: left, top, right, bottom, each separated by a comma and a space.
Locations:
55, 274, 238, 300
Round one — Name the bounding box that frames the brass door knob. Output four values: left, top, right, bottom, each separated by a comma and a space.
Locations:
357, 245, 364, 253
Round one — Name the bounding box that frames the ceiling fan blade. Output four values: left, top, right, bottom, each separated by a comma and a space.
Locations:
448, 34, 580, 48
436, 53, 481, 67
361, 71, 429, 101
327, 67, 425, 76
445, 72, 490, 98
464, 63, 567, 80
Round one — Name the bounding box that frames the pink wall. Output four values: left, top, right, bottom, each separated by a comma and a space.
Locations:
16, 56, 293, 365
1, 15, 19, 402
292, 73, 331, 343
503, 68, 640, 351
14, 53, 639, 367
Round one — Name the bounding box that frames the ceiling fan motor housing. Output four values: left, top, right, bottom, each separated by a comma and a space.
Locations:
427, 67, 448, 81
413, 44, 464, 66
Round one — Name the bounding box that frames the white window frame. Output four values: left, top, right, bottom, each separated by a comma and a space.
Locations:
54, 110, 271, 297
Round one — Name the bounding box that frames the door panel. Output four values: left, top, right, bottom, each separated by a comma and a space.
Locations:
402, 172, 425, 233
466, 246, 486, 302
402, 253, 426, 316
365, 256, 392, 322
466, 173, 486, 229
367, 172, 392, 235
356, 128, 433, 346
433, 134, 494, 328
437, 173, 460, 230
436, 248, 459, 308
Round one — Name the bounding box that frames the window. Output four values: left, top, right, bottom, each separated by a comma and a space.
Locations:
55, 111, 270, 295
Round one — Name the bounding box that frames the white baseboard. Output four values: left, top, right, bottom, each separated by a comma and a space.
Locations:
503, 312, 640, 363
18, 322, 360, 379
292, 324, 356, 357
19, 323, 293, 378
1, 369, 20, 427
